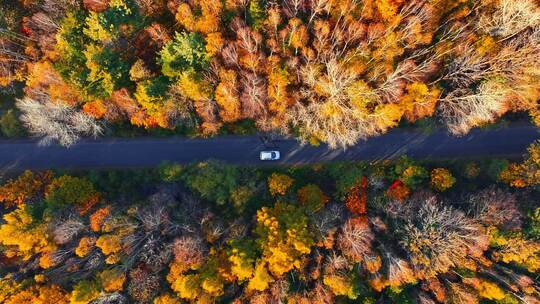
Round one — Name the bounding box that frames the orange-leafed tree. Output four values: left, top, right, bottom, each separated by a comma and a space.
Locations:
499, 163, 527, 188
337, 217, 374, 264
345, 176, 368, 216
285, 18, 309, 50
4, 284, 69, 304
153, 293, 182, 304
96, 234, 123, 256
372, 103, 405, 132
75, 236, 97, 258
89, 206, 111, 232
174, 0, 223, 34
500, 140, 540, 188
0, 170, 52, 208
267, 173, 294, 196
401, 82, 440, 123
24, 61, 81, 106
98, 268, 126, 292
215, 69, 241, 122
82, 100, 108, 119
267, 57, 294, 122
205, 32, 223, 57
386, 180, 411, 201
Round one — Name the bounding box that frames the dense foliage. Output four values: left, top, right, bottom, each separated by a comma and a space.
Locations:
0, 153, 538, 303
0, 0, 539, 146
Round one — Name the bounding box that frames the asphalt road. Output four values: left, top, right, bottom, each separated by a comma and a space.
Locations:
0, 124, 538, 172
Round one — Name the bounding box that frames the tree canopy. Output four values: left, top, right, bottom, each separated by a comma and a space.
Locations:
0, 155, 538, 303
1, 0, 539, 146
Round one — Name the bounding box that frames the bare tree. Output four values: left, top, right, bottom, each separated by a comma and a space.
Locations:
0, 30, 29, 86
443, 25, 540, 88
171, 235, 208, 269
337, 218, 374, 263
51, 217, 86, 245
127, 265, 161, 303
291, 59, 379, 148
392, 194, 489, 278
138, 234, 172, 272
26, 12, 58, 34
194, 97, 221, 134
268, 278, 290, 303
467, 187, 522, 230
379, 249, 417, 287
477, 264, 539, 302
309, 281, 335, 304
417, 292, 437, 304
221, 42, 239, 68
92, 293, 128, 304
442, 45, 491, 89
437, 3, 540, 134
490, 29, 540, 83
438, 80, 509, 135
16, 95, 103, 147
240, 72, 268, 120
287, 1, 448, 148
136, 205, 170, 232
307, 0, 331, 25
83, 0, 109, 12
134, 0, 167, 17
236, 26, 260, 54
312, 202, 346, 239
478, 0, 540, 39
323, 252, 350, 274
41, 0, 79, 20
115, 205, 175, 269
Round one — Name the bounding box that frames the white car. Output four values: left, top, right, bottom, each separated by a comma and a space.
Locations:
260, 151, 280, 161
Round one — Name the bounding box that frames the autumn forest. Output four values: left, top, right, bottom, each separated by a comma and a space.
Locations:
1, 0, 540, 303
0, 0, 539, 146
0, 144, 539, 303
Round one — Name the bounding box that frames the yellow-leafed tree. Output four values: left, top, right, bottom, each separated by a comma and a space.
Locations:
247, 261, 274, 292
255, 202, 314, 276
0, 207, 51, 260
267, 173, 294, 196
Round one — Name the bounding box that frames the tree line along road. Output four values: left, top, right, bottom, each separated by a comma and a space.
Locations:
0, 123, 538, 172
